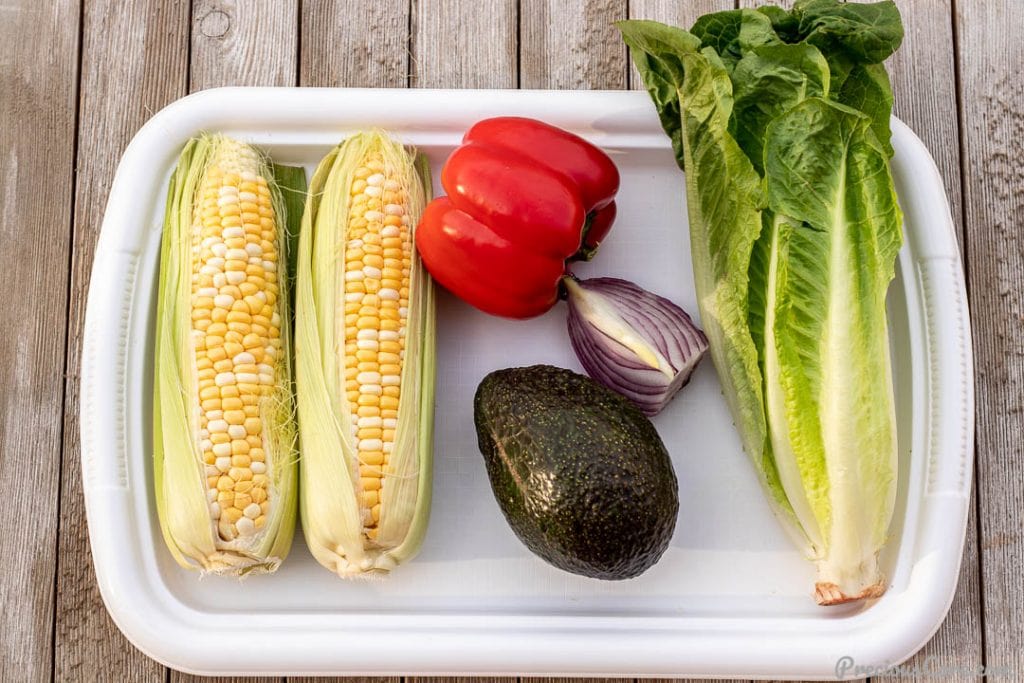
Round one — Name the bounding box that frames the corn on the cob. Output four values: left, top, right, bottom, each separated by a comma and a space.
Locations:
296, 132, 435, 577
154, 134, 299, 575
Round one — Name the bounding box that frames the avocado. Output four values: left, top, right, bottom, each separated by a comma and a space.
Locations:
473, 364, 679, 580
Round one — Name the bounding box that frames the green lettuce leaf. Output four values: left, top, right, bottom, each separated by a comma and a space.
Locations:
836, 62, 895, 157
792, 0, 903, 86
620, 19, 810, 551
617, 20, 699, 167
732, 42, 831, 172
689, 9, 781, 70
763, 98, 901, 597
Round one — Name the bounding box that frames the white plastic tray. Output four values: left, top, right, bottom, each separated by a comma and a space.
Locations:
81, 88, 974, 679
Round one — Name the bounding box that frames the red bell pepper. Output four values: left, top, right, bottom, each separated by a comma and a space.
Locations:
415, 117, 619, 319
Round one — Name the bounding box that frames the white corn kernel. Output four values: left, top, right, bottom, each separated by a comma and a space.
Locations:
379, 330, 400, 341
244, 503, 262, 519
213, 442, 232, 457
357, 371, 381, 384
236, 517, 256, 536
382, 374, 400, 386
208, 419, 229, 433
216, 456, 231, 471
214, 294, 234, 308
228, 425, 247, 439
363, 266, 382, 279
358, 416, 383, 428
359, 438, 383, 451
233, 352, 255, 364
356, 329, 378, 340
226, 271, 246, 285
381, 225, 400, 238
383, 418, 397, 429
378, 288, 399, 301
215, 372, 235, 386
251, 461, 267, 474
356, 339, 378, 351
223, 227, 245, 239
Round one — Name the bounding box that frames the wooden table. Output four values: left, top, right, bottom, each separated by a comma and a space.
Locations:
1, 1, 1018, 681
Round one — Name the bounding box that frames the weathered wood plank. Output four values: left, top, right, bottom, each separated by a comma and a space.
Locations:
300, 0, 410, 87
956, 0, 1024, 677
52, 0, 189, 681
520, 0, 627, 89
411, 0, 517, 88
0, 0, 79, 680
191, 0, 299, 89
628, 0, 734, 89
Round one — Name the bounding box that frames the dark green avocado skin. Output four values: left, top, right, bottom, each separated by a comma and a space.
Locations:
473, 365, 679, 580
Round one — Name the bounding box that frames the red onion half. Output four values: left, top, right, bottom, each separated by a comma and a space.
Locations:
564, 276, 709, 416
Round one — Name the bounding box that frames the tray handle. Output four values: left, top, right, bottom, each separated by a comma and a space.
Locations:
917, 255, 974, 499
81, 249, 140, 492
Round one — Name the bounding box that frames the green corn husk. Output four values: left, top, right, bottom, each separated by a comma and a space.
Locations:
153, 134, 303, 575
296, 132, 436, 577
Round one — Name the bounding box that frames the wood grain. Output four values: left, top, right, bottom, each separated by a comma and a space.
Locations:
191, 0, 299, 90
956, 0, 1024, 676
1, 0, 1004, 679
51, 1, 189, 681
301, 0, 411, 88
410, 0, 517, 88
0, 0, 79, 680
520, 0, 627, 89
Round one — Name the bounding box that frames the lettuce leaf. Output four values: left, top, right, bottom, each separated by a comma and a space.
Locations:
619, 20, 811, 553
763, 98, 901, 599
620, 0, 904, 604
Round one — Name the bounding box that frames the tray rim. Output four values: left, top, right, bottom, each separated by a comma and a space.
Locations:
79, 86, 975, 679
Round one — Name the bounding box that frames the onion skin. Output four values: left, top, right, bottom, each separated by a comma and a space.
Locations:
564, 276, 709, 416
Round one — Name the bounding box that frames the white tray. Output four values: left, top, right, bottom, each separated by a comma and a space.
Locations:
80, 88, 974, 679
